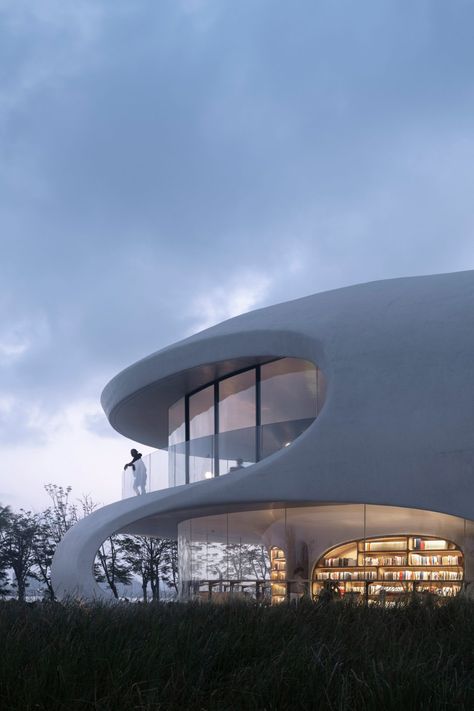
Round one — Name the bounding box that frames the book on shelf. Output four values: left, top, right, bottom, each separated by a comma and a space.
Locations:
364, 555, 407, 566
323, 557, 357, 567
412, 538, 448, 550
410, 554, 460, 566
364, 540, 406, 552
383, 570, 462, 581
316, 571, 376, 581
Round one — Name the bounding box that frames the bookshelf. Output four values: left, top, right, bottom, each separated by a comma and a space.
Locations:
312, 535, 463, 600
270, 546, 287, 603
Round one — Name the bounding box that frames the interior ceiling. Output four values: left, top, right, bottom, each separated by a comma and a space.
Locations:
109, 356, 276, 448
119, 503, 467, 544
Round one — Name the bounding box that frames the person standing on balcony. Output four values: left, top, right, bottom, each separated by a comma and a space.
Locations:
124, 449, 147, 495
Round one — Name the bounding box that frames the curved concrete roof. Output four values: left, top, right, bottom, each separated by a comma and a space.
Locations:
100, 269, 474, 521
53, 271, 474, 600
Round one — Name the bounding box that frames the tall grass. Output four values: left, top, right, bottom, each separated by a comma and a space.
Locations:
1, 598, 474, 710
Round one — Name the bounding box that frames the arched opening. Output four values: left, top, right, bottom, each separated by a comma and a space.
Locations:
312, 535, 464, 601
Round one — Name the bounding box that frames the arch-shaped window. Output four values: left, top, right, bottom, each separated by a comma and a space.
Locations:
312, 535, 464, 600
168, 358, 325, 486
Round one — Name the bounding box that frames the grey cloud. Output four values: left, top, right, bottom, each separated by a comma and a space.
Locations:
83, 411, 122, 439
0, 399, 50, 447
1, 0, 474, 443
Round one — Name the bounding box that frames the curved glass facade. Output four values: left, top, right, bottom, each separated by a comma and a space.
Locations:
168, 357, 325, 486
178, 505, 472, 601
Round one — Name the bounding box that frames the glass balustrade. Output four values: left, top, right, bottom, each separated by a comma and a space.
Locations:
122, 413, 317, 499
122, 450, 168, 499
168, 419, 315, 484
122, 358, 325, 498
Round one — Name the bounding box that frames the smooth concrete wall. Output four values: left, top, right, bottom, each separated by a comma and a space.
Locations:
102, 270, 474, 522
52, 271, 474, 600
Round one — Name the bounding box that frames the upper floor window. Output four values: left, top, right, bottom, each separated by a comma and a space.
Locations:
168, 357, 325, 485
168, 397, 185, 445
189, 385, 214, 440
219, 369, 256, 432
260, 358, 318, 425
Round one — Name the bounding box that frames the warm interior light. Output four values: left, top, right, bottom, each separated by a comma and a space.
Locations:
204, 471, 213, 479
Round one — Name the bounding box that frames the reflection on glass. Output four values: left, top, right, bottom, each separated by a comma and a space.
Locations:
189, 385, 214, 439
219, 370, 256, 432
261, 358, 318, 425
165, 357, 324, 490
189, 435, 214, 483
178, 519, 192, 598
218, 427, 257, 476
168, 442, 186, 487
177, 512, 272, 600
169, 397, 185, 445
260, 419, 314, 459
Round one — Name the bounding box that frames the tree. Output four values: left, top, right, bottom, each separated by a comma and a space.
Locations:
243, 544, 271, 581
29, 485, 95, 601
43, 484, 79, 542
121, 535, 150, 601
95, 535, 132, 599
161, 540, 179, 595
121, 535, 178, 601
0, 510, 40, 601
30, 517, 56, 600
0, 485, 181, 602
0, 505, 12, 596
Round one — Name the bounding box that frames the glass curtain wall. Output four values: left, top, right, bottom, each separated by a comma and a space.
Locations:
189, 385, 215, 483
178, 510, 275, 601
179, 505, 471, 602
168, 358, 325, 486
168, 398, 186, 487
218, 369, 257, 475
260, 358, 320, 459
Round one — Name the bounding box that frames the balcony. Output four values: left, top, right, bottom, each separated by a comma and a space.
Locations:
122, 417, 314, 498
122, 450, 168, 498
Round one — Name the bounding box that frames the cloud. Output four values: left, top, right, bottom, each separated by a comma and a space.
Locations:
83, 410, 121, 439
0, 0, 105, 126
1, 1, 474, 507
189, 270, 272, 333
0, 397, 52, 446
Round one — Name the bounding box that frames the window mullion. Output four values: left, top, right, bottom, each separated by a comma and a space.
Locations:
256, 365, 261, 462
185, 395, 190, 484
214, 382, 219, 477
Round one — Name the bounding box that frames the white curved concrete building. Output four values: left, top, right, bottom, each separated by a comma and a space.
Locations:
52, 271, 474, 602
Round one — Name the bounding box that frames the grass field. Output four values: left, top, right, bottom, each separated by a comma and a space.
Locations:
1, 597, 474, 710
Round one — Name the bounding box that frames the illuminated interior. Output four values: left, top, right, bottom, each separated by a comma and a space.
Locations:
270, 547, 287, 603
312, 535, 464, 599
177, 506, 472, 602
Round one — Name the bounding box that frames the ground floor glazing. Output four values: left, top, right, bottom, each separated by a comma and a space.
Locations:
177, 504, 474, 603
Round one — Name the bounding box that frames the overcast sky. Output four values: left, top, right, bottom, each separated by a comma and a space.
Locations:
2, 0, 474, 510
